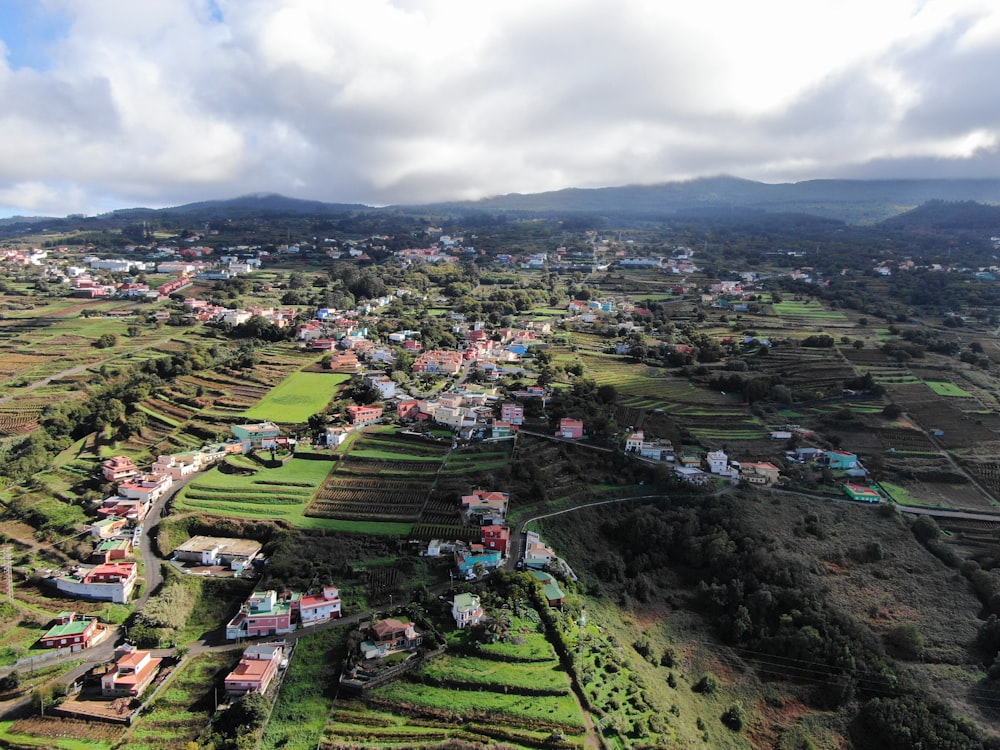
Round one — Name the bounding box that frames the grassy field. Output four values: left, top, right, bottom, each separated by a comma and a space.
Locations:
173, 458, 413, 534
771, 300, 848, 320
261, 628, 347, 750
126, 651, 240, 750
924, 380, 975, 398
242, 371, 350, 422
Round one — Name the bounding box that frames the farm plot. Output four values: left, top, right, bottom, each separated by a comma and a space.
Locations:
924, 380, 976, 398
963, 461, 1000, 505
771, 300, 849, 321
888, 387, 997, 450
327, 618, 586, 749
127, 651, 240, 750
173, 458, 334, 523
305, 432, 444, 524
242, 371, 349, 423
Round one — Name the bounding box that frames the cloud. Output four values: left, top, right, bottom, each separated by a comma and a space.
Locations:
0, 0, 999, 216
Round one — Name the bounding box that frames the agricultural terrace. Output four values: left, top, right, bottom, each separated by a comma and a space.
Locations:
242, 370, 350, 422
771, 300, 849, 321
261, 629, 347, 750
308, 431, 449, 531
0, 715, 124, 750
324, 612, 587, 749
924, 380, 975, 398
126, 651, 240, 750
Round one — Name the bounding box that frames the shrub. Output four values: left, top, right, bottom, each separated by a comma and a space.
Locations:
693, 674, 718, 695
885, 622, 924, 660
721, 704, 745, 731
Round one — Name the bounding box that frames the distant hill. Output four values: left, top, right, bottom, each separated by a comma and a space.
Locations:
413, 176, 1000, 224
110, 193, 370, 220
879, 199, 1000, 232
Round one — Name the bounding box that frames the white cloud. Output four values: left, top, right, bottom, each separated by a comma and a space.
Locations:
0, 0, 999, 215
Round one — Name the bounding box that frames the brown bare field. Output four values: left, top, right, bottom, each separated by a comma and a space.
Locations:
9, 716, 126, 744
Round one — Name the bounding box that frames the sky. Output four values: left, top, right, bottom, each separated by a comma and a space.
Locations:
2, 0, 1000, 217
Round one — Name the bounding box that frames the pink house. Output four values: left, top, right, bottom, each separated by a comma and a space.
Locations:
102, 456, 138, 483
397, 400, 419, 419
557, 418, 584, 439
347, 405, 383, 425
224, 642, 284, 695
500, 402, 524, 426
298, 586, 342, 626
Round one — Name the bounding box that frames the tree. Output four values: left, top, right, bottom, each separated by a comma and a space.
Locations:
93, 333, 118, 349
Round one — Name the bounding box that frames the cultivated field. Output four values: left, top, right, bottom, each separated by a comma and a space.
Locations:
242, 370, 349, 422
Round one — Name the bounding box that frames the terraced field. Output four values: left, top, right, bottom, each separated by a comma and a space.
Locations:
323, 610, 587, 749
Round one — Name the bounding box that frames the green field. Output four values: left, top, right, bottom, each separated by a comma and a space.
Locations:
173, 458, 412, 534
242, 371, 350, 422
772, 301, 848, 320
924, 380, 975, 398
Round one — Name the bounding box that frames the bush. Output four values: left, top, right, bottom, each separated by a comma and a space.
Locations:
885, 622, 924, 660
693, 674, 718, 695
721, 704, 745, 731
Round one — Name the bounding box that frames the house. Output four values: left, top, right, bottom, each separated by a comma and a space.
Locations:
231, 422, 282, 450
827, 450, 858, 470
397, 400, 420, 420
843, 484, 881, 503
173, 536, 263, 571
451, 593, 484, 630
226, 590, 295, 640
224, 642, 284, 695
461, 489, 509, 520
523, 531, 556, 570
455, 545, 502, 575
346, 404, 383, 426
706, 450, 729, 475
151, 452, 203, 481
500, 402, 524, 426
674, 465, 709, 485
54, 561, 138, 604
740, 462, 781, 485
91, 537, 133, 563
39, 613, 101, 651
97, 496, 150, 522
625, 431, 644, 453
298, 586, 342, 626
490, 420, 513, 439
530, 570, 566, 608
324, 426, 349, 446
118, 473, 173, 504
412, 350, 463, 375
361, 618, 423, 660
102, 649, 163, 697
639, 440, 674, 462
481, 525, 510, 556
102, 456, 139, 482
557, 418, 584, 440
91, 516, 129, 539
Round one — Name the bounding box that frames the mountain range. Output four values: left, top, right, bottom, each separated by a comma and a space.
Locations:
6, 176, 1000, 229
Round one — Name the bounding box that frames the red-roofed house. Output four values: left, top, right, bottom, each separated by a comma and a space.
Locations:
461, 489, 509, 518
224, 642, 284, 695
557, 418, 584, 440
102, 649, 163, 697
102, 456, 139, 483
298, 586, 342, 627
397, 400, 419, 419
118, 473, 173, 504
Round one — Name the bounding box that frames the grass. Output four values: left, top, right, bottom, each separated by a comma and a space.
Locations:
924, 380, 975, 398
127, 651, 240, 750
772, 301, 848, 320
261, 628, 347, 750
242, 371, 350, 422
371, 681, 585, 729
879, 481, 944, 508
